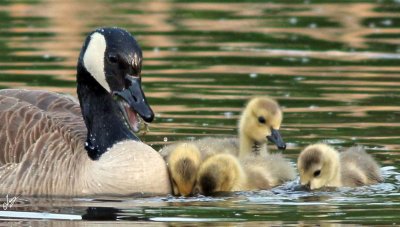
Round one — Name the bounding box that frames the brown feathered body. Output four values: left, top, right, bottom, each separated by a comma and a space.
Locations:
0, 89, 170, 196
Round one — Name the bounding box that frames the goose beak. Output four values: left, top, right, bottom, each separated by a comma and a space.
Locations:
267, 129, 286, 150
113, 76, 154, 123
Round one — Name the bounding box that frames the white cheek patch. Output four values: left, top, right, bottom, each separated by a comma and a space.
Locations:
83, 32, 111, 92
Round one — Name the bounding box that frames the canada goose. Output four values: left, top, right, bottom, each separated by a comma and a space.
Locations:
196, 153, 296, 195
160, 96, 287, 196
297, 143, 383, 190
0, 27, 171, 196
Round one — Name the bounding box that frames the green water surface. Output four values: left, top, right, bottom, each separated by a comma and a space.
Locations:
0, 0, 399, 225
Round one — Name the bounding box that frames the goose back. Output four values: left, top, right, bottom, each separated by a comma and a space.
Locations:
0, 89, 88, 195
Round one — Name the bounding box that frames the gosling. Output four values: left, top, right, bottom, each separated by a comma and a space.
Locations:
196, 153, 296, 195
166, 143, 201, 196
161, 96, 287, 196
187, 96, 286, 157
297, 143, 383, 190
238, 96, 286, 157
196, 153, 248, 195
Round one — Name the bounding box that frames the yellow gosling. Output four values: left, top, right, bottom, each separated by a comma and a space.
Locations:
166, 143, 201, 196
196, 153, 248, 196
196, 152, 296, 195
238, 96, 285, 158
160, 96, 289, 196
297, 143, 383, 190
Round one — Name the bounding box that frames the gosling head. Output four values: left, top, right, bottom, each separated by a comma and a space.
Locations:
196, 153, 244, 196
297, 143, 341, 190
239, 96, 286, 150
167, 143, 201, 196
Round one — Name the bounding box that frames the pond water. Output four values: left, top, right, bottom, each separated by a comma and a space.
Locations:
0, 0, 399, 225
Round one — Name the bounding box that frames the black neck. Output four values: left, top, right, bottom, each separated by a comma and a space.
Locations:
77, 67, 139, 160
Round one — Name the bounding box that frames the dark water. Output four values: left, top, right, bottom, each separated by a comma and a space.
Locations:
0, 0, 399, 225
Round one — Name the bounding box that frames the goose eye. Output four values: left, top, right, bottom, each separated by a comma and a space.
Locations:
108, 53, 118, 64
313, 170, 321, 177
258, 116, 266, 124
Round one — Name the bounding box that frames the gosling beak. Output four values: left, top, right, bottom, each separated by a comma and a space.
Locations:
267, 128, 286, 150
113, 76, 154, 123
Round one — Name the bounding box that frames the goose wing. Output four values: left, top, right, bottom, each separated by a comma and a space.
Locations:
0, 89, 86, 165
0, 89, 81, 116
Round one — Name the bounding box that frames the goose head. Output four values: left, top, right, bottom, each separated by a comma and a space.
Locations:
239, 97, 286, 151
297, 143, 341, 190
76, 27, 154, 159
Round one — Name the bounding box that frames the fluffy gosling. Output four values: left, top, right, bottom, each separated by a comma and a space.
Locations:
166, 143, 201, 196
297, 143, 383, 190
196, 153, 296, 195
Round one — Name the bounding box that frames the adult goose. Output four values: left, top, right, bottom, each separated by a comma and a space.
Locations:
0, 27, 171, 196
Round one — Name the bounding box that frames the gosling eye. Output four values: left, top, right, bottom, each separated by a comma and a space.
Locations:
313, 170, 321, 177
107, 53, 118, 64
258, 116, 266, 124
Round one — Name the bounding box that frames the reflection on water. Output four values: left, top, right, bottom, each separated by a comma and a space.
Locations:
0, 0, 399, 225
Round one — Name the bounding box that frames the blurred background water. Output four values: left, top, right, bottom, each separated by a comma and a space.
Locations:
0, 0, 399, 225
